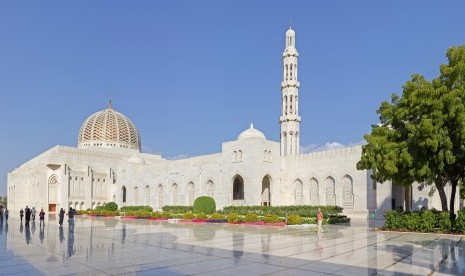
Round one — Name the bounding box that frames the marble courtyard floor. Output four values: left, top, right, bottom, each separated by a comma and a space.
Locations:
0, 216, 464, 275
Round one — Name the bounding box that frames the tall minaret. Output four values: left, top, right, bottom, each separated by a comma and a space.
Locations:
280, 26, 301, 156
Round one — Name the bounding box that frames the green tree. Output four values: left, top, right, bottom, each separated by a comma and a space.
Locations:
358, 46, 465, 219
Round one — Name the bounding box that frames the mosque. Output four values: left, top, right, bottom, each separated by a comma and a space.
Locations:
7, 27, 458, 218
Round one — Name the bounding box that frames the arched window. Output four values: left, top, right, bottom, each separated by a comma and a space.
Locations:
325, 177, 336, 205
188, 182, 195, 205
294, 179, 303, 205
172, 184, 178, 205
233, 175, 244, 200
342, 175, 354, 207
310, 178, 319, 205
157, 185, 164, 208
134, 186, 139, 205
206, 180, 214, 197
122, 186, 127, 203
145, 185, 150, 206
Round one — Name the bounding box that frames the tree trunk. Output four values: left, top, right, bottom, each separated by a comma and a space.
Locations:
450, 180, 458, 221
435, 179, 448, 211
437, 185, 448, 211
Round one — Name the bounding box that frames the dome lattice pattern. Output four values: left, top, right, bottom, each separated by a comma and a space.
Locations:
78, 107, 141, 151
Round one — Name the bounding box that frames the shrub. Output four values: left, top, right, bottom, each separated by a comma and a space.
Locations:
195, 213, 208, 219
328, 215, 351, 224
264, 214, 279, 223
193, 196, 216, 214
455, 209, 465, 233
222, 205, 343, 217
301, 217, 316, 224
435, 211, 452, 232
151, 211, 161, 218
287, 214, 301, 225
244, 213, 259, 222
227, 213, 239, 223
162, 206, 193, 214
161, 212, 172, 219
104, 202, 118, 211
210, 213, 224, 220
120, 206, 153, 212
183, 212, 195, 219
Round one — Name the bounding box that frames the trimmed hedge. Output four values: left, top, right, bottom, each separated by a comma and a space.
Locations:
287, 214, 301, 225
264, 214, 279, 223
193, 196, 216, 214
162, 206, 193, 214
384, 209, 465, 233
227, 213, 239, 223
103, 202, 118, 211
222, 205, 343, 217
244, 213, 259, 222
120, 206, 153, 212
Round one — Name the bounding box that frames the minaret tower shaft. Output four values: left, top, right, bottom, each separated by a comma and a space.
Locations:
280, 26, 301, 156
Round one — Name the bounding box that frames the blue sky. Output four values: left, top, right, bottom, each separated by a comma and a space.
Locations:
1, 1, 464, 196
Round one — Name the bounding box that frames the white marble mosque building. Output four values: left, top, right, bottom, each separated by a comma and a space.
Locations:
7, 27, 459, 218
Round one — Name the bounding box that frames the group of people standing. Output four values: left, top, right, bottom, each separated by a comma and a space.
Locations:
0, 205, 8, 222
19, 206, 46, 226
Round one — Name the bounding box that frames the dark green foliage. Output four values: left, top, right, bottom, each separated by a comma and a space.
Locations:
384, 209, 460, 233
327, 215, 351, 224
151, 211, 161, 218
222, 205, 343, 217
244, 213, 259, 222
103, 202, 118, 211
193, 196, 216, 214
287, 214, 301, 225
162, 205, 193, 214
454, 209, 465, 233
264, 214, 279, 223
120, 206, 153, 212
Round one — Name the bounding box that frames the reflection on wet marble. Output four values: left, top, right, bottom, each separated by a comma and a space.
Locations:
0, 216, 463, 275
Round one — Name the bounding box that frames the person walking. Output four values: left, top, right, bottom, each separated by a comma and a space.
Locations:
20, 208, 24, 223
4, 209, 9, 222
317, 208, 324, 234
25, 206, 31, 226
0, 205, 3, 222
39, 208, 45, 226
68, 207, 75, 232
58, 208, 65, 226
31, 207, 37, 221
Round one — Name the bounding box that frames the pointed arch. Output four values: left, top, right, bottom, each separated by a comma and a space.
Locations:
325, 176, 336, 205
134, 186, 139, 205
145, 185, 150, 206
342, 175, 354, 207
188, 182, 195, 205
206, 180, 214, 197
294, 179, 303, 205
172, 183, 178, 205
309, 177, 319, 205
122, 186, 127, 203
232, 175, 244, 200
261, 175, 271, 206
157, 184, 164, 208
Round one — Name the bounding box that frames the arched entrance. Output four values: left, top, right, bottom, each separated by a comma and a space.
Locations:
233, 175, 244, 200
261, 175, 271, 206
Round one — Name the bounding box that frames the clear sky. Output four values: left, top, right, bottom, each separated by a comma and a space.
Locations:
1, 1, 464, 196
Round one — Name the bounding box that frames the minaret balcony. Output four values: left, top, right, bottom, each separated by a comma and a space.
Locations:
281, 81, 300, 88
280, 115, 301, 122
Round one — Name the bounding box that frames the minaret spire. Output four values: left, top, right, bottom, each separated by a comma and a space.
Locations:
280, 26, 301, 156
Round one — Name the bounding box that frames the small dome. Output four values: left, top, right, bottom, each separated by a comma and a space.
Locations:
237, 123, 266, 140
286, 28, 295, 36
78, 102, 141, 151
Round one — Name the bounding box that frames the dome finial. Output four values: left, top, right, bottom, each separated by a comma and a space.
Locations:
108, 99, 112, 109
289, 17, 292, 30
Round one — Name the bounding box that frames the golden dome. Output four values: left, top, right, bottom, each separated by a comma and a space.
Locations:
78, 103, 141, 151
